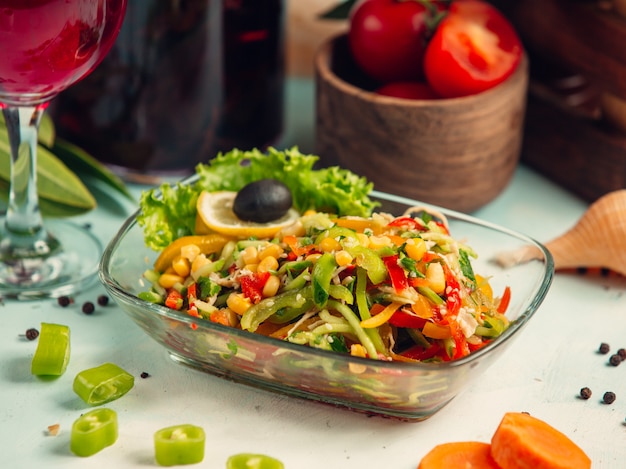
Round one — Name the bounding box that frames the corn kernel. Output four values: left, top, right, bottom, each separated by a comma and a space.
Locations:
405, 238, 427, 261
356, 233, 370, 247
262, 275, 281, 297
191, 254, 210, 274
426, 262, 445, 294
334, 250, 353, 267
159, 273, 185, 289
319, 237, 341, 252
180, 244, 201, 262
258, 243, 284, 260
305, 253, 322, 263
226, 293, 252, 315
244, 263, 259, 273
368, 235, 391, 250
240, 246, 259, 265
258, 256, 279, 273
171, 256, 191, 278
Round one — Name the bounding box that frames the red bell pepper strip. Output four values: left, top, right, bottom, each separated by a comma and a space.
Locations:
241, 271, 270, 304
442, 263, 462, 316
388, 310, 427, 329
497, 286, 512, 313
401, 342, 442, 361
448, 319, 470, 359
165, 290, 183, 310
387, 217, 426, 231
382, 255, 409, 293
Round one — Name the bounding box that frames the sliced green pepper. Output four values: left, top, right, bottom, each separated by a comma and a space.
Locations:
226, 453, 284, 469
154, 424, 205, 466
70, 408, 118, 457
345, 245, 387, 285
241, 286, 312, 331
312, 252, 337, 308
73, 362, 134, 406
31, 322, 70, 377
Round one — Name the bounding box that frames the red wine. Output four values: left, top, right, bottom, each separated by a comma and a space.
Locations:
0, 0, 127, 106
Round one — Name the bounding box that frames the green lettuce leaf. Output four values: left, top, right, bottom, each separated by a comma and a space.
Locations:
138, 147, 378, 251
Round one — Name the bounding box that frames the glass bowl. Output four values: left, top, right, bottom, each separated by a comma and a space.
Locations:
99, 189, 553, 421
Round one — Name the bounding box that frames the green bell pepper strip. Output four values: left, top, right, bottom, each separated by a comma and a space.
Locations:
73, 363, 135, 406
345, 245, 387, 285
70, 408, 118, 457
312, 252, 337, 308
328, 300, 379, 359
328, 283, 353, 304
355, 267, 386, 354
226, 453, 284, 469
314, 225, 359, 245
31, 322, 70, 377
241, 286, 312, 331
154, 424, 205, 466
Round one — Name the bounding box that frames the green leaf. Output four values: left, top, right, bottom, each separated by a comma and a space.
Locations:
0, 178, 92, 217
38, 113, 56, 148
318, 0, 356, 19
0, 129, 96, 216
50, 138, 134, 201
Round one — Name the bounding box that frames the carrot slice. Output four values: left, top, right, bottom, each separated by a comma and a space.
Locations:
418, 441, 500, 469
490, 412, 591, 469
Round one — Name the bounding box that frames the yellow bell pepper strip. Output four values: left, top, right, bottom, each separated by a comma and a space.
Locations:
154, 424, 205, 466
70, 408, 118, 457
360, 302, 403, 329
31, 323, 70, 377
73, 363, 135, 406
226, 453, 284, 469
311, 252, 337, 308
153, 234, 232, 273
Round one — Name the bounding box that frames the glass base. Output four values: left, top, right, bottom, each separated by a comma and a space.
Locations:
0, 220, 102, 300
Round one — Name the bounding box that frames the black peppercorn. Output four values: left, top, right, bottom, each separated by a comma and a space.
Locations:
140, 372, 151, 379
609, 354, 622, 366
618, 348, 626, 360
25, 328, 39, 341
57, 296, 72, 307
579, 387, 592, 400
82, 301, 95, 315
97, 295, 109, 306
603, 391, 616, 404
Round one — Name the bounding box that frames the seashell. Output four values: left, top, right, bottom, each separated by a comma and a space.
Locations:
496, 189, 626, 276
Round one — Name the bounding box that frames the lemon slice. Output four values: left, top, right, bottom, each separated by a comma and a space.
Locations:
196, 191, 299, 238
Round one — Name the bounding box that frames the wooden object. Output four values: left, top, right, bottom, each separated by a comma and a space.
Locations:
314, 34, 529, 213
490, 0, 626, 203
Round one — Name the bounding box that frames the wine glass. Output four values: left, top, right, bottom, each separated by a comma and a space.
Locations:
0, 0, 127, 299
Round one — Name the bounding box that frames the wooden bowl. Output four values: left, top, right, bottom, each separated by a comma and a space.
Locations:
314, 34, 529, 213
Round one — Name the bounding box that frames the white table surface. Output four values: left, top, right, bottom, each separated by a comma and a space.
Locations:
2, 78, 624, 468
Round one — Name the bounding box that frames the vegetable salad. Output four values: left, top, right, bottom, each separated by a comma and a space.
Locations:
139, 206, 511, 363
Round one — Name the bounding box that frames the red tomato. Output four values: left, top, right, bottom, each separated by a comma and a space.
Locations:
376, 81, 440, 100
423, 0, 523, 98
348, 0, 444, 83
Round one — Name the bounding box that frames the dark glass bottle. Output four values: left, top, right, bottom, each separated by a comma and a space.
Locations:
48, 0, 285, 183
217, 0, 285, 153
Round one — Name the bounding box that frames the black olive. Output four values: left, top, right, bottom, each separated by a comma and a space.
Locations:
233, 179, 293, 223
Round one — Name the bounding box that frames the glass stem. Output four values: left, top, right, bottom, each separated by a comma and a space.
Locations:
0, 106, 59, 262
